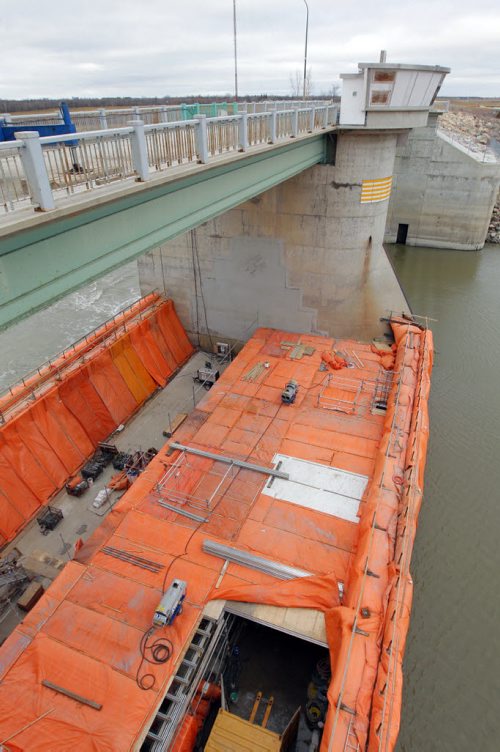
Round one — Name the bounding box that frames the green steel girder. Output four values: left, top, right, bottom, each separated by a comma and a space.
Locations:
0, 134, 326, 329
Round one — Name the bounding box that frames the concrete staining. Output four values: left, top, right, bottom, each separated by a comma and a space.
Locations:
386, 112, 500, 250
139, 132, 408, 343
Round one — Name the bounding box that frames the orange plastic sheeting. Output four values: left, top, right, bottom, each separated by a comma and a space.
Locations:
30, 392, 93, 475
87, 349, 138, 425
0, 423, 59, 502
321, 351, 348, 370
58, 368, 116, 444
318, 323, 433, 752
0, 633, 155, 752
109, 336, 156, 405
213, 572, 341, 611
129, 318, 173, 386
156, 299, 194, 365
149, 315, 178, 372
0, 492, 25, 546
0, 293, 161, 418
0, 444, 41, 540
9, 410, 69, 488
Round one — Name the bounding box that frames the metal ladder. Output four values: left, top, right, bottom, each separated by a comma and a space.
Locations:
343, 715, 361, 752
0, 568, 28, 588
144, 616, 223, 751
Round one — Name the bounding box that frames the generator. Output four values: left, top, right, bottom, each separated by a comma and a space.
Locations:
282, 379, 299, 404
194, 362, 220, 388
152, 580, 187, 627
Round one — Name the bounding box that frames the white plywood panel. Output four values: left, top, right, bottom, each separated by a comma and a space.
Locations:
224, 601, 328, 646
263, 454, 368, 524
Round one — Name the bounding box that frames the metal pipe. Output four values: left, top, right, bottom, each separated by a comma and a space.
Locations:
202, 539, 311, 580
302, 0, 309, 101
233, 0, 239, 100
169, 442, 289, 479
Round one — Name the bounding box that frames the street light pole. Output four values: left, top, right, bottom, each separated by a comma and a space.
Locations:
302, 0, 309, 100
233, 0, 239, 100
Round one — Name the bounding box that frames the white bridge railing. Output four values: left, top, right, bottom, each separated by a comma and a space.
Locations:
0, 105, 337, 216
3, 100, 331, 132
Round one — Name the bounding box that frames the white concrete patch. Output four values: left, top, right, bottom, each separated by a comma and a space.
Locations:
264, 454, 368, 524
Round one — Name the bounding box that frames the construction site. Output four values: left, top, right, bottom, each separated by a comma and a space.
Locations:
0, 291, 431, 752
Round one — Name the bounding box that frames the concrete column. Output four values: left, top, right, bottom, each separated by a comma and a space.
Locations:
15, 131, 55, 211
291, 110, 299, 137
99, 109, 108, 129
160, 106, 169, 123
238, 113, 248, 151
138, 130, 408, 343
323, 106, 329, 128
128, 119, 149, 182
195, 115, 208, 164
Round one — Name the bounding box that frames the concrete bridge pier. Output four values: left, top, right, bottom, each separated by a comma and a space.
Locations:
138, 130, 409, 344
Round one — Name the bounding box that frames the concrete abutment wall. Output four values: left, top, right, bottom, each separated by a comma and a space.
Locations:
139, 132, 409, 344
385, 112, 500, 250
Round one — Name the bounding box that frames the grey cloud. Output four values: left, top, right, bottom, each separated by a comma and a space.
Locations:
1, 0, 499, 99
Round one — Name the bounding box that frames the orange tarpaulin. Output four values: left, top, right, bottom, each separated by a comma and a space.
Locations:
31, 392, 93, 475
88, 350, 138, 425
129, 319, 173, 387
0, 320, 432, 752
0, 298, 194, 546
58, 368, 117, 444
212, 571, 341, 611
109, 336, 156, 405
1, 423, 59, 502
156, 300, 194, 364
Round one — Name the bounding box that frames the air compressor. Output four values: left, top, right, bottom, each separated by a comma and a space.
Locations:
152, 579, 187, 627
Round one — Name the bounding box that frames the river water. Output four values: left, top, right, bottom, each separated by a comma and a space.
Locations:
0, 246, 498, 750
388, 243, 500, 752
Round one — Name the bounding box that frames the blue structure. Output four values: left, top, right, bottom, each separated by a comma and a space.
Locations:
0, 102, 76, 142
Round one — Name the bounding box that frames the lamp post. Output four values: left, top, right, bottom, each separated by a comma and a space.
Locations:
233, 0, 238, 99
302, 0, 309, 100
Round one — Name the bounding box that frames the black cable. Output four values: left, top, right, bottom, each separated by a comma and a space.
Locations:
136, 627, 174, 691
190, 230, 201, 347
192, 229, 214, 351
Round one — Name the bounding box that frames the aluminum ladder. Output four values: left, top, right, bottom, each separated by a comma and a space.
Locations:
145, 615, 223, 751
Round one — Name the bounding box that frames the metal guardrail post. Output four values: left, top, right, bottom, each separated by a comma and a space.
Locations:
195, 115, 209, 164
238, 112, 248, 151
128, 119, 150, 182
270, 111, 277, 143
292, 109, 299, 137
309, 106, 315, 132
99, 109, 108, 129
14, 131, 55, 211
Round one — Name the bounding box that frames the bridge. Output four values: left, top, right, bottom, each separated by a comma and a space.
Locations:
0, 60, 449, 337
0, 105, 336, 328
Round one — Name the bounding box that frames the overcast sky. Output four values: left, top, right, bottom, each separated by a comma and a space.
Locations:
2, 0, 499, 99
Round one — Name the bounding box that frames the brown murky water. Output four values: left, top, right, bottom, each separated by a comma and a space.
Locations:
388, 244, 500, 752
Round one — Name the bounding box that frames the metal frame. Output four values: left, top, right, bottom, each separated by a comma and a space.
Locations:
317, 374, 363, 414
153, 451, 262, 517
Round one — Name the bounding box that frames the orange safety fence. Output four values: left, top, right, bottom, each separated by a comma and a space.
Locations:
0, 298, 194, 547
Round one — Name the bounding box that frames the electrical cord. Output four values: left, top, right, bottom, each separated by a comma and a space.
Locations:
136, 627, 174, 691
